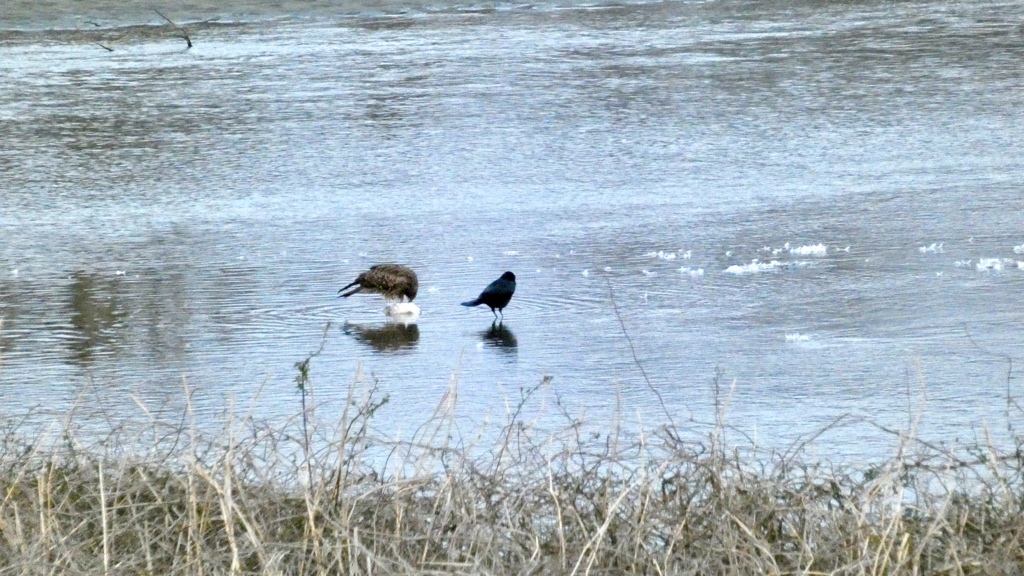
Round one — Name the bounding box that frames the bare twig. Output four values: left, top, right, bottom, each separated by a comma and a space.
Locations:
606, 278, 675, 428
963, 322, 1022, 431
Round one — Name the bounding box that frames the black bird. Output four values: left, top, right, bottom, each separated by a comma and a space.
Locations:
339, 264, 418, 302
462, 271, 516, 320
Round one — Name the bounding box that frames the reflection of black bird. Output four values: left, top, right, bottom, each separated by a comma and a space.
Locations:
339, 264, 418, 302
344, 321, 420, 353
481, 321, 518, 351
462, 271, 516, 320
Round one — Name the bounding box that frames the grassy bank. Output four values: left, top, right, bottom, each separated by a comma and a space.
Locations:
2, 371, 1023, 576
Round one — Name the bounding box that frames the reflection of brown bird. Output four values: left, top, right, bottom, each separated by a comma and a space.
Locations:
344, 321, 420, 353
339, 264, 418, 302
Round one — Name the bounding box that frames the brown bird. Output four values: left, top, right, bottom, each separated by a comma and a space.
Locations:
339, 264, 419, 302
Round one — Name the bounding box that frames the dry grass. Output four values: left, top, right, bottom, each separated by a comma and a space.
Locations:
1, 360, 1023, 576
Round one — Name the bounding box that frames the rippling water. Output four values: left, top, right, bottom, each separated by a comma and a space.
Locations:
2, 0, 1023, 460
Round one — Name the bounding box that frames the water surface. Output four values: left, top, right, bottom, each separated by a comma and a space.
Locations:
2, 0, 1024, 460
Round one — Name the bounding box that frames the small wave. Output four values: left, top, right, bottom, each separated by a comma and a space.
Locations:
789, 243, 827, 256
1014, 244, 1024, 254
785, 333, 810, 342
918, 242, 944, 254
503, 250, 519, 256
645, 250, 676, 260
724, 259, 811, 275
955, 259, 972, 268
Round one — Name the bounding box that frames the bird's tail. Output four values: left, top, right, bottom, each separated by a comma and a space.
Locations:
339, 285, 363, 298
461, 298, 481, 307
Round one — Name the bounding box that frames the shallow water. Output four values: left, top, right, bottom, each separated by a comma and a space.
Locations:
2, 0, 1024, 460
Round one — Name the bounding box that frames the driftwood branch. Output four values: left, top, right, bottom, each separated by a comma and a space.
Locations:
153, 8, 192, 48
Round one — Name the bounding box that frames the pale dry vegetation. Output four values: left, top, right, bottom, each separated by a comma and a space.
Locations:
1, 360, 1023, 576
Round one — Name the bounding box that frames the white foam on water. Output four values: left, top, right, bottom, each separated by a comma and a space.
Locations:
603, 266, 612, 272
503, 250, 519, 256
976, 258, 1011, 271
725, 260, 779, 274
466, 256, 474, 262
918, 242, 944, 254
955, 259, 972, 268
785, 333, 810, 342
789, 243, 827, 256
581, 269, 589, 277
1018, 261, 1024, 270
681, 250, 692, 259
679, 266, 704, 277
641, 269, 656, 276
384, 302, 420, 325
1013, 244, 1024, 254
